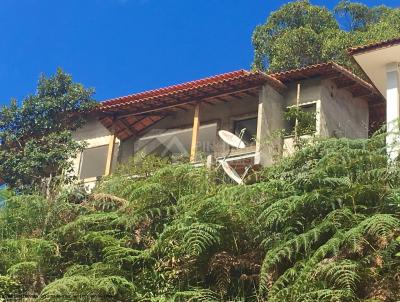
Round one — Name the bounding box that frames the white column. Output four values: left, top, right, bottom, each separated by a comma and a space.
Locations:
386, 63, 400, 161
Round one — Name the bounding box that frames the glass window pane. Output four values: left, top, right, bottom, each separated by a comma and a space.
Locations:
79, 145, 109, 179
134, 123, 217, 159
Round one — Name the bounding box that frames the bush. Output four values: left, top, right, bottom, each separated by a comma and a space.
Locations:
0, 136, 399, 301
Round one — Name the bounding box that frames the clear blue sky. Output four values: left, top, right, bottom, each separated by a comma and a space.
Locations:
0, 0, 397, 105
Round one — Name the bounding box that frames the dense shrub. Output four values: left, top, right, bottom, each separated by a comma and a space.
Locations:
0, 136, 399, 301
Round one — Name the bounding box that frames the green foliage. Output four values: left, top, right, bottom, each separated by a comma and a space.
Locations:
335, 0, 390, 31
0, 275, 22, 299
0, 195, 48, 238
0, 69, 96, 193
0, 188, 12, 206
252, 0, 400, 72
38, 275, 136, 302
0, 134, 399, 300
284, 106, 317, 137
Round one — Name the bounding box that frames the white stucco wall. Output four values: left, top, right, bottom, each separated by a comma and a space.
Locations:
72, 118, 119, 185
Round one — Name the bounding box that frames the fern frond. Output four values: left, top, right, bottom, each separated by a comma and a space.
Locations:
183, 223, 224, 256
172, 288, 219, 302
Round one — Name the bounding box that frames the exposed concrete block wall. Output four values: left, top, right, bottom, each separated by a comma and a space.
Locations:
320, 79, 369, 139
119, 96, 259, 163
284, 78, 322, 107
255, 84, 285, 166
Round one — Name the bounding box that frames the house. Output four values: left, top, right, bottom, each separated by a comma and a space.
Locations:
73, 62, 384, 189
349, 37, 400, 160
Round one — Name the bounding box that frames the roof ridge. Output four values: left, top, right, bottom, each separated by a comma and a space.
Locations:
269, 62, 332, 77
348, 37, 400, 55
101, 69, 250, 105
269, 61, 382, 99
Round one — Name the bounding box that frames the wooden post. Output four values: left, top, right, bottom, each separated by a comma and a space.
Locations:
190, 103, 201, 162
294, 83, 301, 143
105, 127, 116, 176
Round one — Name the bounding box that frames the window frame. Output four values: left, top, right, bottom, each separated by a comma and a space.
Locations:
284, 100, 320, 138
133, 122, 219, 159
78, 144, 110, 180
231, 115, 258, 146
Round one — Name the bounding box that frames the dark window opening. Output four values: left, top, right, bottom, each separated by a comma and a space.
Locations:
285, 103, 317, 137
79, 145, 108, 179
233, 117, 257, 145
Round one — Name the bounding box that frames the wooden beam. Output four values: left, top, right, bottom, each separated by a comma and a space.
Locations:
353, 90, 372, 98
202, 100, 215, 106
243, 90, 257, 97
229, 93, 243, 100
336, 81, 357, 89
114, 87, 263, 120
117, 119, 135, 136
105, 128, 116, 176
215, 97, 229, 102
190, 103, 201, 162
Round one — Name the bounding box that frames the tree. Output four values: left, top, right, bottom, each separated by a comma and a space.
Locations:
334, 0, 390, 31
252, 0, 400, 72
252, 0, 338, 71
0, 69, 96, 194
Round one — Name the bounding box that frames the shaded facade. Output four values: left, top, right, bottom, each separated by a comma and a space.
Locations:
73, 63, 384, 189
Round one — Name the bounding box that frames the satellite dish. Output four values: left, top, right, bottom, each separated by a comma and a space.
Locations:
221, 160, 243, 185
218, 130, 246, 149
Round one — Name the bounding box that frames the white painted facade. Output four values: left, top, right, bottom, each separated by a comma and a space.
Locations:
72, 118, 120, 190
351, 40, 400, 160
386, 63, 400, 161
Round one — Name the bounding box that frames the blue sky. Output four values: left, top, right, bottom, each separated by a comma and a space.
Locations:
0, 0, 397, 105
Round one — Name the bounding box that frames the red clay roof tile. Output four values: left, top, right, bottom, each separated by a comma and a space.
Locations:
348, 37, 400, 55
100, 70, 284, 111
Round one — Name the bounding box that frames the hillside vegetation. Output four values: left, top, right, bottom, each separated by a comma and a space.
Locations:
0, 135, 400, 301
252, 0, 400, 72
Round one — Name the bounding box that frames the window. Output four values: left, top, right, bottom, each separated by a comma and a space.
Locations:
285, 103, 317, 137
233, 117, 257, 145
134, 123, 217, 159
79, 145, 109, 180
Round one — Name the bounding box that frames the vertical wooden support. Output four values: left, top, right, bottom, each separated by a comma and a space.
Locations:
190, 103, 201, 162
294, 83, 301, 142
105, 126, 116, 176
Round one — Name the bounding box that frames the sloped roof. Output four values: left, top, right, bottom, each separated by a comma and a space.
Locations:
348, 37, 400, 55
98, 63, 384, 140
98, 70, 285, 140
270, 62, 385, 133
100, 70, 285, 112
270, 62, 383, 103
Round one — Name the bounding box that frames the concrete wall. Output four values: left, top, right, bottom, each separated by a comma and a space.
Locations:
119, 95, 259, 163
280, 79, 322, 158
255, 84, 285, 166
284, 78, 322, 107
320, 79, 369, 139
72, 76, 370, 185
